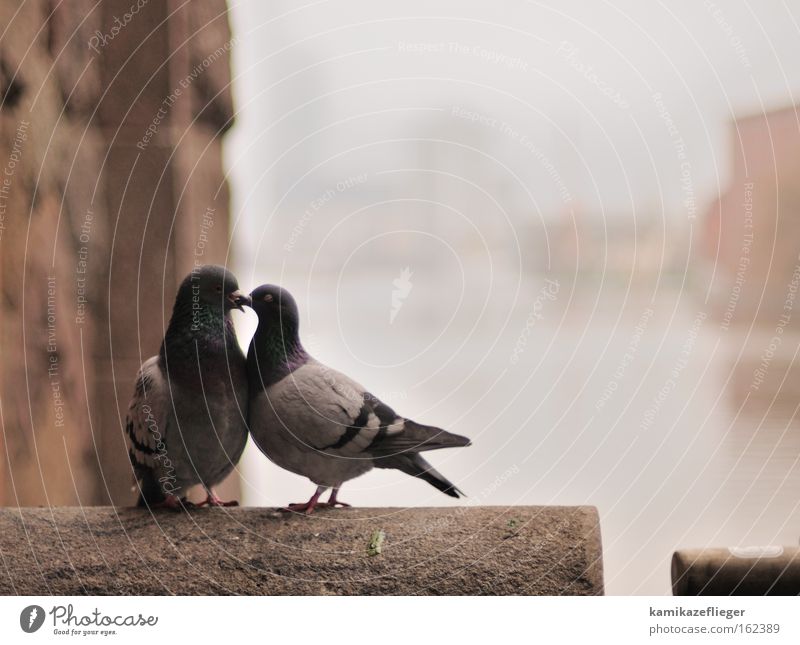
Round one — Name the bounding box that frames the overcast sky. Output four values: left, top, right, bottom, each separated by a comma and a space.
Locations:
226, 0, 800, 233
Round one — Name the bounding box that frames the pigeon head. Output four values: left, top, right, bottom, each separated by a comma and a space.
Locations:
249, 284, 300, 327
248, 285, 307, 380
178, 265, 251, 313
162, 266, 251, 364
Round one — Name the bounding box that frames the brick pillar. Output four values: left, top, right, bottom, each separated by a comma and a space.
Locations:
0, 0, 236, 506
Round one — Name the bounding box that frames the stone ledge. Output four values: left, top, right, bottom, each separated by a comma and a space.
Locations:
672, 547, 800, 595
0, 506, 603, 595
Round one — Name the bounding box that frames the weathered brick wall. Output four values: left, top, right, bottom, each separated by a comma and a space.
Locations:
0, 0, 235, 505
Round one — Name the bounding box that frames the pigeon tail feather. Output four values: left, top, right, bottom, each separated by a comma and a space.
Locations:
372, 420, 472, 456
376, 453, 465, 498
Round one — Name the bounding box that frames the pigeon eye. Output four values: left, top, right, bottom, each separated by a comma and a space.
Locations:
215, 286, 223, 293
263, 294, 273, 302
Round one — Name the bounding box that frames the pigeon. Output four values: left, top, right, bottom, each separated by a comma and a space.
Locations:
125, 265, 251, 509
246, 284, 471, 514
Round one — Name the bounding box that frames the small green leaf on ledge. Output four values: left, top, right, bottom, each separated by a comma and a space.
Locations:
504, 518, 520, 539
367, 529, 386, 556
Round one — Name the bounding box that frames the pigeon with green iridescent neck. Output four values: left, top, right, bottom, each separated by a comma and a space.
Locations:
246, 284, 471, 514
125, 265, 251, 509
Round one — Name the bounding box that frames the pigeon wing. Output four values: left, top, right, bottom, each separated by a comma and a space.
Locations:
269, 361, 470, 458
125, 356, 170, 474
267, 361, 405, 457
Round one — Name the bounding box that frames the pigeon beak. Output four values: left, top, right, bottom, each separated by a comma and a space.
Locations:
228, 290, 251, 311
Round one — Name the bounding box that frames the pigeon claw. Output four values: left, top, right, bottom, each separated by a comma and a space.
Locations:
198, 493, 240, 508
279, 486, 327, 514
279, 502, 319, 515
326, 488, 350, 509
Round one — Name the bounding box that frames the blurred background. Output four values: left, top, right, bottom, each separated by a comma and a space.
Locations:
1, 0, 799, 595
227, 0, 800, 595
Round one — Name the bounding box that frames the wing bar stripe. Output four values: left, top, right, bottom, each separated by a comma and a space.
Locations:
126, 420, 156, 455
323, 404, 370, 450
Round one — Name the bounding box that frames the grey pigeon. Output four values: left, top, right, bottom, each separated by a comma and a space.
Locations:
246, 284, 471, 514
126, 265, 251, 509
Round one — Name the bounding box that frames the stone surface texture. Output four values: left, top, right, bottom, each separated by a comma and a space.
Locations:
0, 506, 604, 595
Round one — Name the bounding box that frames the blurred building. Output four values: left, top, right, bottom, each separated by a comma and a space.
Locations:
550, 205, 687, 283
704, 104, 800, 327
702, 104, 800, 415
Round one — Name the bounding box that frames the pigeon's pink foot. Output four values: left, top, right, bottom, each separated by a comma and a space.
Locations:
198, 493, 239, 507
279, 486, 326, 515
279, 501, 318, 514
326, 488, 351, 508
151, 495, 195, 511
